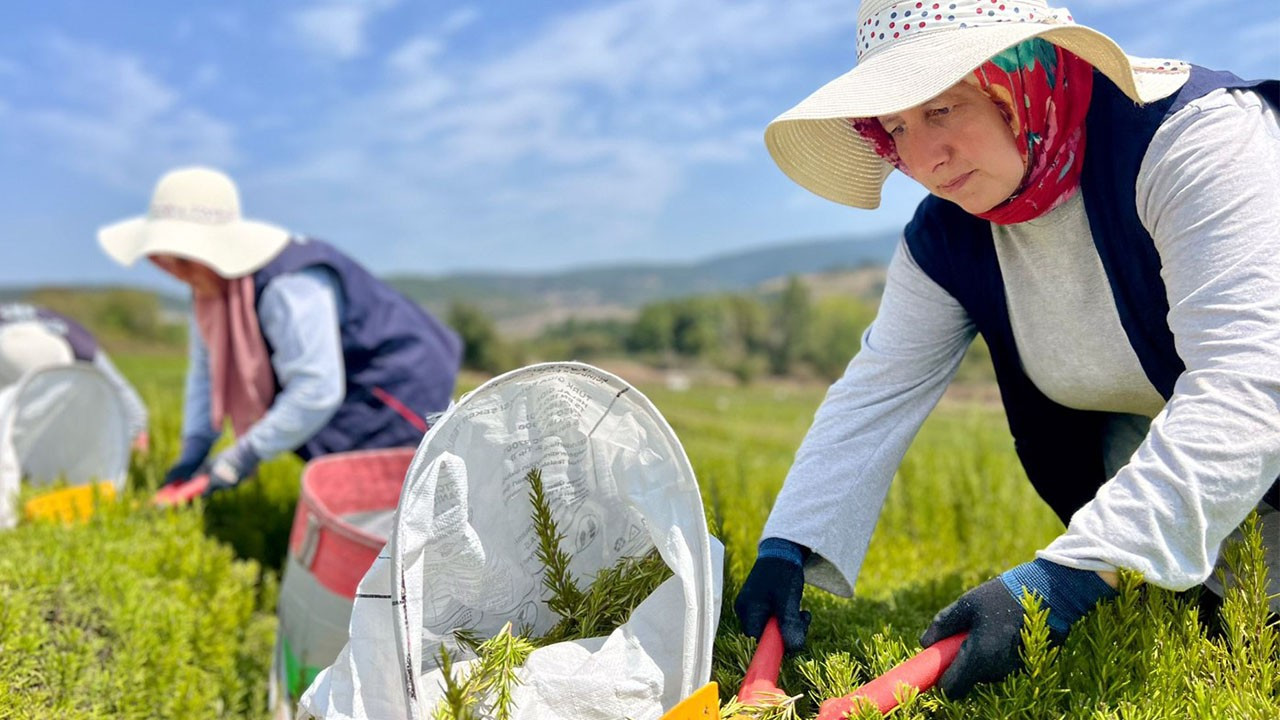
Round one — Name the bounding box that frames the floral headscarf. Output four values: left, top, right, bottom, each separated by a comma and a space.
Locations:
853, 39, 1095, 225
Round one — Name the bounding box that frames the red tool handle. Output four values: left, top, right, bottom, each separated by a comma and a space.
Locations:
737, 617, 786, 705
152, 474, 211, 507
815, 632, 968, 719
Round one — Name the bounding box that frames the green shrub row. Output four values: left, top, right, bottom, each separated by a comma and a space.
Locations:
0, 373, 301, 719
0, 504, 276, 719
673, 385, 1279, 719
3, 360, 1275, 718
709, 516, 1278, 719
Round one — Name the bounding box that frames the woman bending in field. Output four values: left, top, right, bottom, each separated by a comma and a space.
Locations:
735, 0, 1279, 698
97, 167, 462, 499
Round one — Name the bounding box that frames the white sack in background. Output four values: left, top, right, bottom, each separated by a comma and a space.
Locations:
0, 365, 129, 529
300, 362, 722, 720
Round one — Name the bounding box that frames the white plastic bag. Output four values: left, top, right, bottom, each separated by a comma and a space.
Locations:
300, 362, 722, 719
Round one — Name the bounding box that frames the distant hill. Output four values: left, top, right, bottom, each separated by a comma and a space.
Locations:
387, 232, 899, 319
0, 285, 188, 316
1, 233, 899, 341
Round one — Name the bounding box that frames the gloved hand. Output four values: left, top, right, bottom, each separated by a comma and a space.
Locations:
204, 440, 261, 497
734, 537, 812, 652
921, 558, 1118, 699
162, 438, 213, 486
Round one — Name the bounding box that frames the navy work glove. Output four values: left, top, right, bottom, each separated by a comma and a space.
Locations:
734, 537, 813, 652
162, 438, 213, 486
204, 440, 261, 497
921, 558, 1118, 699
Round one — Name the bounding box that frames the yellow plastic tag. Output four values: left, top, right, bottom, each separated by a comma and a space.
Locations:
23, 481, 117, 524
660, 681, 720, 720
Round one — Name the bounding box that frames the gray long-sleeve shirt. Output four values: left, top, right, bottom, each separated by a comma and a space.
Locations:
764, 88, 1280, 597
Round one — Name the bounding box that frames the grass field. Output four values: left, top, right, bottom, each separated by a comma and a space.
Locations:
0, 355, 1275, 719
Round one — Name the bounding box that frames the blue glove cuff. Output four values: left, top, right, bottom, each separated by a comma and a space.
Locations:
176, 435, 215, 467
1001, 558, 1118, 633
757, 537, 811, 568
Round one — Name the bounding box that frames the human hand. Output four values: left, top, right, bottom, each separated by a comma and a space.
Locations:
204, 440, 261, 496
734, 537, 812, 652
921, 559, 1118, 699
132, 430, 150, 455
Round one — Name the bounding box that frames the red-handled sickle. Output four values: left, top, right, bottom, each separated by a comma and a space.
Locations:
815, 631, 968, 718
658, 618, 787, 719
660, 622, 966, 719
736, 617, 787, 705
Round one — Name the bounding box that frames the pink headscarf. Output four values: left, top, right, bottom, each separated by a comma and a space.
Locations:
193, 277, 275, 436
853, 39, 1095, 225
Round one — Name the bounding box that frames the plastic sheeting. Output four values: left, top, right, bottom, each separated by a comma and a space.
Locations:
299, 362, 722, 720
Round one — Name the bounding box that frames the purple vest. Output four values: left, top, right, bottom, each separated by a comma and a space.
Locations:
0, 303, 98, 361
904, 67, 1280, 520
253, 239, 463, 460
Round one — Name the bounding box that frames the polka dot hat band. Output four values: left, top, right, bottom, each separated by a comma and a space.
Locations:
857, 1, 1071, 56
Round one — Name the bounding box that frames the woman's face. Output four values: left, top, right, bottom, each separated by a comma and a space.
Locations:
149, 255, 227, 298
877, 81, 1026, 214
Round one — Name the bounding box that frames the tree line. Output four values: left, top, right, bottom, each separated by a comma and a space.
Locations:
19, 277, 993, 385
451, 276, 883, 384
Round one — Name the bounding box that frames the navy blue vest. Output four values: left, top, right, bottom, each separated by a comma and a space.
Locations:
253, 239, 462, 460
0, 303, 98, 361
904, 67, 1280, 522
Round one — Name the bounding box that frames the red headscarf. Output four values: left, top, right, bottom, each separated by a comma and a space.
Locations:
853, 39, 1095, 225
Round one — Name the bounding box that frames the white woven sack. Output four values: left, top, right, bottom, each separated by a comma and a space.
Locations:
300, 362, 722, 720
0, 364, 130, 529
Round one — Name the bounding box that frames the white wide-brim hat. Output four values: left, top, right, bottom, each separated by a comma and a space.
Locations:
98, 166, 290, 278
765, 0, 1191, 209
0, 322, 75, 387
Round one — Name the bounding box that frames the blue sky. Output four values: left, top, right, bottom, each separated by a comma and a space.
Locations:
1, 0, 1276, 291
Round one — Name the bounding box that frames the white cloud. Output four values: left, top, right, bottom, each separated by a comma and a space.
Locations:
289, 0, 401, 61
387, 36, 444, 75
267, 0, 861, 268
473, 0, 853, 97
5, 36, 237, 189
372, 0, 854, 168
440, 6, 480, 35
46, 36, 177, 122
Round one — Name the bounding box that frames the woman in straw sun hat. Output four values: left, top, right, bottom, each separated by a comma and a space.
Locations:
735, 0, 1280, 698
99, 167, 463, 499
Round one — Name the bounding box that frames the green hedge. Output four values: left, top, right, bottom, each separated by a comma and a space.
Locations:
682, 393, 1280, 718
3, 359, 1274, 719
0, 505, 276, 719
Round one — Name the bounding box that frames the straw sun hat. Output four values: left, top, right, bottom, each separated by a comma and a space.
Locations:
0, 322, 74, 387
98, 167, 289, 279
765, 0, 1192, 209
